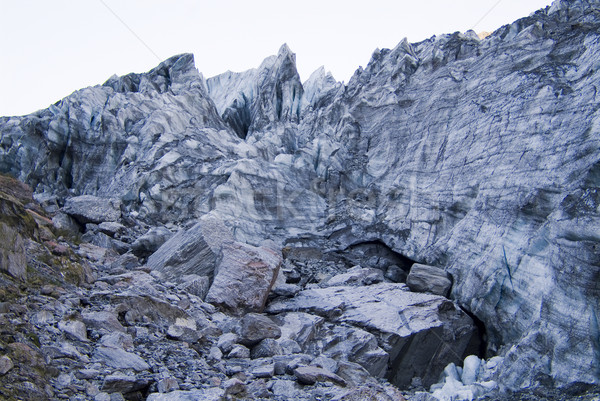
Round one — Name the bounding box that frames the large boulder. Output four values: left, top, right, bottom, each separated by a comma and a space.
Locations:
62, 195, 121, 224
147, 215, 234, 281
130, 226, 173, 257
239, 313, 281, 345
205, 242, 282, 314
406, 264, 453, 297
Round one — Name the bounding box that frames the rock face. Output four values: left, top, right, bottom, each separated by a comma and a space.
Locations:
0, 0, 599, 394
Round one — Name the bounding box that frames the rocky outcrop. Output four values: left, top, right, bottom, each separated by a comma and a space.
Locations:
0, 0, 599, 396
147, 215, 233, 281
267, 282, 478, 388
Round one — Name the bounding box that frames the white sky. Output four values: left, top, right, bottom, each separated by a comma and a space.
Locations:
1, 0, 552, 117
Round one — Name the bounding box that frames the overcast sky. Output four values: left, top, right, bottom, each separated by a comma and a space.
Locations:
1, 0, 552, 117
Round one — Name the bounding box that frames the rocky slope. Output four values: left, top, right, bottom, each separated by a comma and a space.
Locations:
1, 0, 599, 399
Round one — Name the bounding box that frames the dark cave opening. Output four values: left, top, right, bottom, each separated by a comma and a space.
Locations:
335, 239, 416, 272
459, 306, 489, 360
222, 96, 252, 140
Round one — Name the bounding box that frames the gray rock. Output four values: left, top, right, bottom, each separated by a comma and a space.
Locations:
58, 319, 88, 342
247, 379, 271, 398
93, 346, 150, 371
273, 312, 323, 349
228, 344, 250, 359
239, 313, 282, 345
223, 378, 246, 396
52, 212, 81, 234
406, 264, 453, 297
166, 317, 200, 343
101, 373, 149, 393
0, 356, 14, 375
208, 346, 222, 362
177, 275, 210, 299
385, 264, 407, 283
270, 380, 306, 399
157, 377, 179, 393
95, 393, 111, 401
108, 252, 140, 271
252, 364, 275, 378
131, 226, 173, 257
82, 311, 125, 333
279, 339, 302, 354
294, 366, 346, 386
336, 361, 375, 387
272, 283, 301, 297
325, 266, 385, 287
216, 332, 239, 353
251, 338, 283, 359
206, 243, 282, 314
310, 356, 338, 374
98, 221, 127, 237
147, 215, 233, 281
63, 195, 121, 224
99, 332, 134, 351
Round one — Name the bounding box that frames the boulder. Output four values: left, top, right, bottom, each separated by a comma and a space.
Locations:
166, 318, 201, 343
93, 346, 149, 371
98, 221, 127, 237
82, 311, 125, 333
250, 338, 283, 359
62, 195, 121, 224
406, 264, 452, 297
216, 332, 239, 353
385, 264, 407, 283
101, 373, 149, 393
131, 226, 173, 257
205, 242, 282, 314
239, 313, 281, 345
147, 215, 234, 281
223, 378, 246, 396
272, 312, 323, 350
228, 345, 250, 359
52, 212, 80, 234
58, 319, 88, 342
